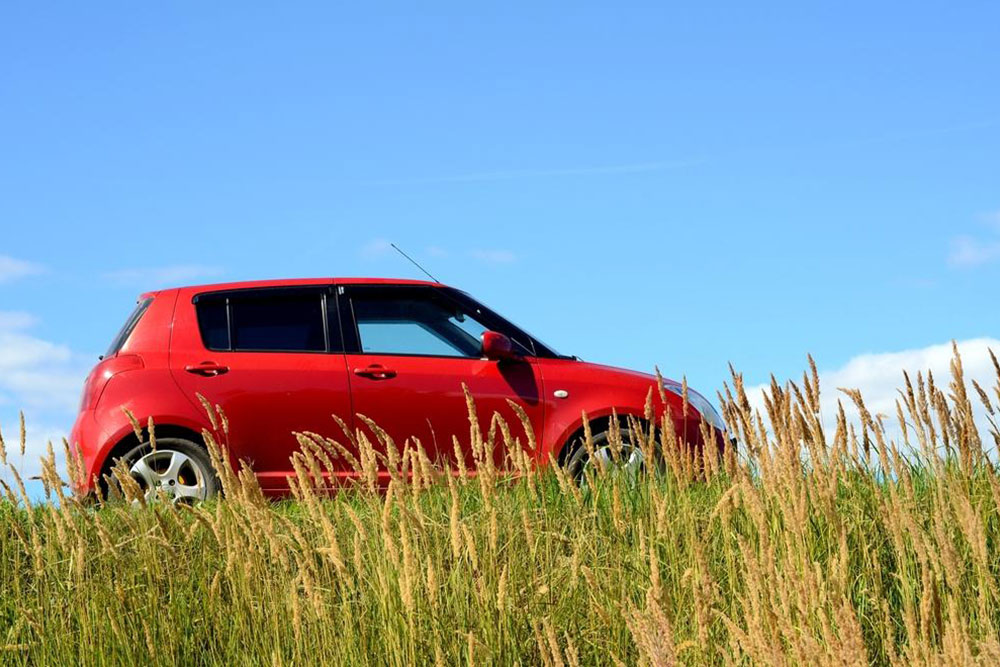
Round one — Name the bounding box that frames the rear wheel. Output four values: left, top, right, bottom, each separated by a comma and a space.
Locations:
119, 438, 219, 504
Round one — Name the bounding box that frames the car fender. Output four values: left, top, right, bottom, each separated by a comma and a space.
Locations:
536, 359, 705, 460
91, 368, 215, 474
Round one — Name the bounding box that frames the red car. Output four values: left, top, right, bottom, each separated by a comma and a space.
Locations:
70, 278, 725, 501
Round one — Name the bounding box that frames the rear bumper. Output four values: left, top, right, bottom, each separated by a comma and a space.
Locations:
68, 409, 101, 498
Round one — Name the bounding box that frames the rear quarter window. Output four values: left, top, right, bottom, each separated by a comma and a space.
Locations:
105, 297, 153, 357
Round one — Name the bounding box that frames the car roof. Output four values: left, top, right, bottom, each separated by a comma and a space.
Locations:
158, 277, 445, 297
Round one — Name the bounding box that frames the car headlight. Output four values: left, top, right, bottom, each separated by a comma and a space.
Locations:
662, 381, 726, 432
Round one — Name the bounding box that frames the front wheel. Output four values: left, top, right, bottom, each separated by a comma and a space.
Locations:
563, 429, 648, 487
118, 438, 219, 504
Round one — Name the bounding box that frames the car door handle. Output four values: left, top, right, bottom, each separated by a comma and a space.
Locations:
184, 362, 230, 377
353, 364, 397, 380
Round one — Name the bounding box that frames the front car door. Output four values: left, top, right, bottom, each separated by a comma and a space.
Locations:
170, 285, 354, 492
339, 284, 545, 473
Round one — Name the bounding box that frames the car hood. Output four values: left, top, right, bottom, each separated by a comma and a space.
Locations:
573, 360, 667, 388
568, 359, 718, 417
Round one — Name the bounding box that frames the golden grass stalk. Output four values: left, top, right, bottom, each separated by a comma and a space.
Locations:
0, 345, 999, 663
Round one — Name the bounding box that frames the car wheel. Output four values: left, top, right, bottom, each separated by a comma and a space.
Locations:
564, 428, 647, 487
119, 437, 219, 504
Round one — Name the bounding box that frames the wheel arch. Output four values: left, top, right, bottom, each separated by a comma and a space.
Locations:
555, 411, 654, 465
97, 423, 208, 481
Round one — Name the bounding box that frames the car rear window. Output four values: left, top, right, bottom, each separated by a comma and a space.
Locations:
105, 297, 153, 358
195, 289, 329, 352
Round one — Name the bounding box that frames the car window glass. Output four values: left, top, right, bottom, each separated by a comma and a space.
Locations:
105, 298, 153, 357
352, 292, 487, 357
357, 321, 467, 356
449, 289, 539, 356
447, 311, 488, 343
196, 300, 229, 351
231, 294, 325, 352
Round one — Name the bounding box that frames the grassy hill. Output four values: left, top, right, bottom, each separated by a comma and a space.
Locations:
2, 349, 999, 665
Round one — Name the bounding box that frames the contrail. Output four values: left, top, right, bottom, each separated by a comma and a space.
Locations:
362, 157, 710, 185
361, 115, 999, 186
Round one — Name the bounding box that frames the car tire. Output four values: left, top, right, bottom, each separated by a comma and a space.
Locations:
563, 427, 648, 486
116, 437, 220, 503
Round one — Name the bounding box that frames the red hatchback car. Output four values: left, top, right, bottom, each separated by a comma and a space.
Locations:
70, 278, 726, 501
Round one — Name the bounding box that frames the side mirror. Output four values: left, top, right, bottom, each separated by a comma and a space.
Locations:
481, 331, 518, 361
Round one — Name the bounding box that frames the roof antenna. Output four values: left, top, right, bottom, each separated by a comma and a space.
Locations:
390, 243, 441, 283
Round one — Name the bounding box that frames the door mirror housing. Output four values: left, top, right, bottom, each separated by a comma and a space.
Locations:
481, 331, 518, 361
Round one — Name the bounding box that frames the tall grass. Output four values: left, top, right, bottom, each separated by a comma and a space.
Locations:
2, 345, 1000, 665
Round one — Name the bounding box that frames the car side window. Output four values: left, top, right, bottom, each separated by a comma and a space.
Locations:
350, 289, 489, 358
197, 299, 229, 351
195, 288, 332, 352
231, 294, 325, 352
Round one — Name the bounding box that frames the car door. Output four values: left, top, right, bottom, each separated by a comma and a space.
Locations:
170, 285, 355, 492
340, 284, 544, 473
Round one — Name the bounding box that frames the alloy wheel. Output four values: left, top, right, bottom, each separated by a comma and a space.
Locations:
129, 449, 210, 504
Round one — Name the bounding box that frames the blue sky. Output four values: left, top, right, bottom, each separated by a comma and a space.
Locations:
2, 2, 1000, 474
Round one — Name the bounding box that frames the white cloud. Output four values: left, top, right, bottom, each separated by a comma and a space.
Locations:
982, 209, 1000, 231
893, 277, 937, 289
949, 210, 1000, 268
0, 311, 39, 330
1, 368, 84, 413
743, 338, 1000, 450
470, 249, 517, 264
0, 325, 84, 413
362, 241, 515, 266
0, 420, 74, 499
948, 235, 1000, 268
102, 265, 223, 287
0, 330, 72, 371
363, 158, 708, 185
426, 246, 449, 258
0, 314, 91, 484
360, 239, 393, 259
0, 255, 44, 284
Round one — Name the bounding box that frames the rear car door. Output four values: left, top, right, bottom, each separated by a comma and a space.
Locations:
169, 285, 354, 491
339, 284, 544, 472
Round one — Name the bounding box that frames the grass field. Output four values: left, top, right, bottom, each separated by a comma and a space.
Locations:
2, 347, 1000, 665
